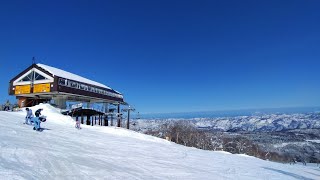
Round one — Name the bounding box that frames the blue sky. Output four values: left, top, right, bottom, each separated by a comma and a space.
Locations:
1, 0, 320, 113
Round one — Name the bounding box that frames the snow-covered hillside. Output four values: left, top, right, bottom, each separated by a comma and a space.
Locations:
0, 104, 319, 179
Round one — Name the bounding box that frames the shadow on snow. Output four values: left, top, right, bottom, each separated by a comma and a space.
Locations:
263, 167, 315, 180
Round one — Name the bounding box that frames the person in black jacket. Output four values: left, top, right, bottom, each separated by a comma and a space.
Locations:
35, 108, 43, 117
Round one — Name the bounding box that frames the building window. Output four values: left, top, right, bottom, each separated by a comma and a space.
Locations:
19, 71, 49, 82
19, 72, 33, 82
34, 72, 47, 80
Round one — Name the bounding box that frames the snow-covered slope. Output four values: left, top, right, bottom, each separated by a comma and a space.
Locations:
0, 104, 319, 179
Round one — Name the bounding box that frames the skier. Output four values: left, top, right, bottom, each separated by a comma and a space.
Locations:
75, 119, 81, 129
25, 108, 34, 124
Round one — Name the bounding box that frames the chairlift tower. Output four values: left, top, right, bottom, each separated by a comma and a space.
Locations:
122, 105, 135, 129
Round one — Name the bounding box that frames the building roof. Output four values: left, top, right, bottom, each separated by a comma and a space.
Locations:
37, 63, 118, 93
9, 63, 125, 105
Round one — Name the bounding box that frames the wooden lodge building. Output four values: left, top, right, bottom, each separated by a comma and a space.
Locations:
9, 63, 131, 128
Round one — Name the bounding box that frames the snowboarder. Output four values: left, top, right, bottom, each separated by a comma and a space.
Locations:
33, 116, 41, 131
35, 108, 43, 117
25, 108, 34, 124
33, 108, 44, 131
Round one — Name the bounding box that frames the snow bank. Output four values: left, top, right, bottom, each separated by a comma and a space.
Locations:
18, 103, 75, 125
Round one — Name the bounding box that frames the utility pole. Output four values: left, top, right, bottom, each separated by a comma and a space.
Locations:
117, 104, 121, 127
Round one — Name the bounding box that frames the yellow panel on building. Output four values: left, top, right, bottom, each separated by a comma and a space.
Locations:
33, 83, 51, 93
14, 85, 31, 94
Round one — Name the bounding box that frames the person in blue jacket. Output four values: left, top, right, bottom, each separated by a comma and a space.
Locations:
33, 117, 40, 131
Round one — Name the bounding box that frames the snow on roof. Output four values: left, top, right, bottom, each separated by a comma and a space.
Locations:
37, 63, 112, 90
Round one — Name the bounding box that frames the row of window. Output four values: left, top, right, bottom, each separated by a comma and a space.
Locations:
58, 78, 123, 99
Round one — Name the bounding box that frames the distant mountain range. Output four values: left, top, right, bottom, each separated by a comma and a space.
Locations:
137, 106, 320, 119
194, 113, 320, 132
132, 112, 320, 133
